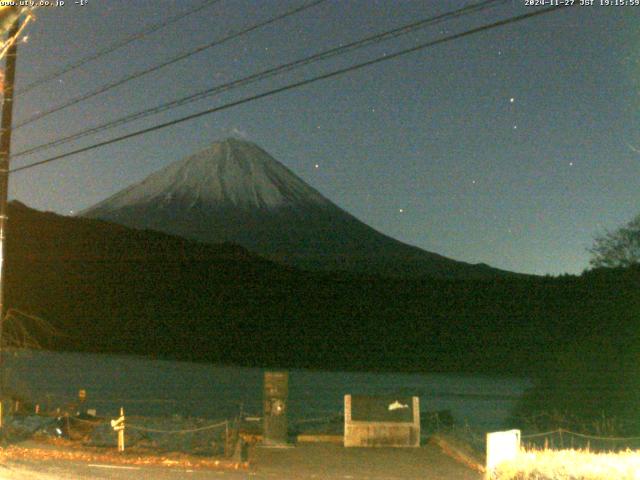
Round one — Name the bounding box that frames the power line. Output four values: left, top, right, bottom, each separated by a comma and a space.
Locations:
13, 0, 506, 159
14, 0, 329, 129
16, 0, 222, 97
10, 4, 572, 175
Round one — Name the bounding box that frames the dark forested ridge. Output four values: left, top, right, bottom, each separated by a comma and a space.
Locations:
5, 201, 640, 378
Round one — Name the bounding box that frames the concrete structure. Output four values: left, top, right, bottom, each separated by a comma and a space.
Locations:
344, 395, 420, 447
263, 371, 288, 445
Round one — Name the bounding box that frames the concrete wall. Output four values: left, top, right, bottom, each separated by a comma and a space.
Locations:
344, 395, 420, 448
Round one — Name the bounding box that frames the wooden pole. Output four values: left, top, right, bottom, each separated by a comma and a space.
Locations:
0, 18, 20, 429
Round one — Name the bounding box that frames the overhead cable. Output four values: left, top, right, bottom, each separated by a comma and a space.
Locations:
13, 0, 505, 158
10, 4, 572, 174
16, 0, 222, 96
14, 0, 329, 128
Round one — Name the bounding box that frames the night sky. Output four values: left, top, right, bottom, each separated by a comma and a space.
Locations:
6, 0, 639, 275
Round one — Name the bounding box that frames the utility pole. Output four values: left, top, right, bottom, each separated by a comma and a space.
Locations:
0, 17, 20, 426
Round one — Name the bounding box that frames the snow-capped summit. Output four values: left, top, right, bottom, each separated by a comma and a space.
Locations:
85, 138, 331, 212
81, 138, 512, 278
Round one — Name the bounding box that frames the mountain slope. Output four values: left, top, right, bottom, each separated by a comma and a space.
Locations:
80, 138, 514, 279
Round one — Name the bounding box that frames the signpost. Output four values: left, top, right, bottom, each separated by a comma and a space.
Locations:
263, 371, 288, 445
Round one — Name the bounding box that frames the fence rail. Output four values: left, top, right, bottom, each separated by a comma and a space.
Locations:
126, 419, 229, 434
522, 428, 640, 442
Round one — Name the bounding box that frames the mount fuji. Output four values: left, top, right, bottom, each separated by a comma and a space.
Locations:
80, 138, 511, 278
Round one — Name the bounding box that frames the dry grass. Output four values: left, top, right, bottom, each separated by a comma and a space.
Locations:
493, 448, 640, 480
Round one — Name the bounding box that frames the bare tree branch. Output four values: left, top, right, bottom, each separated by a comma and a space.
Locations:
589, 214, 640, 269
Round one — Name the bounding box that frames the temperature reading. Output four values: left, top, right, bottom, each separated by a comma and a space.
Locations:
75, 0, 88, 5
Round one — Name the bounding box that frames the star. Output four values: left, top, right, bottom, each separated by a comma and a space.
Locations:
509, 97, 515, 103
513, 125, 518, 130
472, 180, 476, 185
569, 162, 574, 167
399, 208, 404, 213
314, 164, 319, 169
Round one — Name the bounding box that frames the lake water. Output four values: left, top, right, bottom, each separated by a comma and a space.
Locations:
3, 349, 530, 432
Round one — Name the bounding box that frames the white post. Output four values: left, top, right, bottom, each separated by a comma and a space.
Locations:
118, 407, 125, 452
486, 429, 520, 478
111, 407, 126, 452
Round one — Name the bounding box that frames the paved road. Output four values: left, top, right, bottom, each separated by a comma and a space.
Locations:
0, 443, 482, 479
248, 443, 482, 480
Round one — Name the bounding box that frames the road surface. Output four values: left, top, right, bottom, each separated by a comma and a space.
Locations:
0, 443, 482, 479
